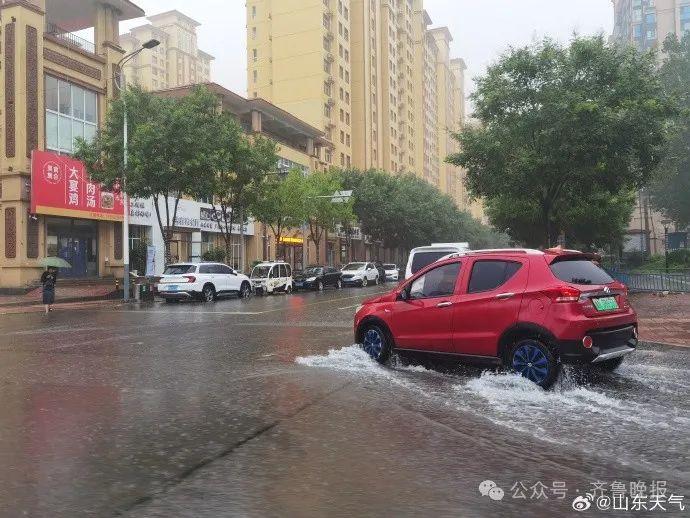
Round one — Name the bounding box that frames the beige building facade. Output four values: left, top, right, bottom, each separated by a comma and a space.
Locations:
246, 0, 477, 213
120, 10, 214, 91
0, 0, 146, 289
612, 0, 690, 255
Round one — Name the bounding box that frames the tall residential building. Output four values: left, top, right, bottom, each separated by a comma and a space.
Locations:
120, 10, 214, 91
612, 0, 690, 255
612, 0, 690, 50
246, 0, 470, 208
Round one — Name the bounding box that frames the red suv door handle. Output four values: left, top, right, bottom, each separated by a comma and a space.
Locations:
436, 301, 453, 308
495, 292, 515, 300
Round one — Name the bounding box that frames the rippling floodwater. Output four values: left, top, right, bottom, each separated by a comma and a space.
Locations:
297, 344, 690, 482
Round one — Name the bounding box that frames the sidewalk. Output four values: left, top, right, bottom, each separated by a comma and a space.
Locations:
631, 292, 690, 347
0, 284, 120, 308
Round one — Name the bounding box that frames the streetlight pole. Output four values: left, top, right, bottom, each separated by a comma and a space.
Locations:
113, 39, 160, 302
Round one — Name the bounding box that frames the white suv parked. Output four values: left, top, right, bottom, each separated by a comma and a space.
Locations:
341, 262, 380, 287
157, 262, 252, 303
250, 261, 293, 295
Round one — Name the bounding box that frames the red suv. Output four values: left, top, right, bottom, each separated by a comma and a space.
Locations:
354, 249, 638, 388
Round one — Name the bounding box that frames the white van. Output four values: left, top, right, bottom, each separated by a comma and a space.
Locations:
250, 261, 293, 295
404, 243, 470, 279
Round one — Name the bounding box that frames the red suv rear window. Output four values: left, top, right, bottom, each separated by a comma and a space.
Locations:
549, 259, 613, 286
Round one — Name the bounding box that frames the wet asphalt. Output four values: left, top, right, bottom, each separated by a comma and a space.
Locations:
0, 285, 689, 518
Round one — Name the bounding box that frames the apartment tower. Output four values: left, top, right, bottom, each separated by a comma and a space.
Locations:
247, 0, 469, 207
120, 10, 214, 90
612, 0, 690, 254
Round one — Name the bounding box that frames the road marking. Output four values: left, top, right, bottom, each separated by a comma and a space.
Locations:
338, 305, 360, 310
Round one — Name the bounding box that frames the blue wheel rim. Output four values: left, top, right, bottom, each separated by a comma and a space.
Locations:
363, 328, 383, 359
512, 342, 549, 384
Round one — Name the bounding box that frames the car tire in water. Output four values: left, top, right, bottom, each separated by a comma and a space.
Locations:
361, 323, 392, 364
286, 285, 293, 294
375, 275, 380, 285
362, 277, 368, 287
336, 279, 342, 289
508, 338, 560, 389
593, 356, 625, 372
317, 280, 324, 291
239, 282, 251, 299
202, 284, 216, 303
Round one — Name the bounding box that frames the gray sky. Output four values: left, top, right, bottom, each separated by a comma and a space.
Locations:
120, 0, 614, 113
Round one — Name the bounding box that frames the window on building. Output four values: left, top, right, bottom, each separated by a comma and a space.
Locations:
324, 35, 331, 51
345, 112, 350, 125
324, 59, 332, 73
344, 49, 349, 62
646, 27, 657, 40
253, 48, 258, 62
346, 134, 350, 147
340, 130, 345, 143
324, 81, 332, 96
45, 75, 97, 154
340, 153, 345, 166
253, 70, 258, 82
346, 155, 351, 167
325, 104, 332, 117
252, 27, 257, 39
345, 91, 350, 104
323, 14, 331, 30
252, 5, 257, 18
339, 87, 344, 100
344, 28, 349, 41
340, 109, 344, 122
345, 70, 350, 83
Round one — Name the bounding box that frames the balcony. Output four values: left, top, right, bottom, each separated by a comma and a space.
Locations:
45, 22, 96, 54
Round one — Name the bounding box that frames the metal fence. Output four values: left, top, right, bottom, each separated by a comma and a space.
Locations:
607, 270, 690, 293
45, 22, 96, 55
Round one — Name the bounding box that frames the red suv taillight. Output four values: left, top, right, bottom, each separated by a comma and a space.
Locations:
543, 286, 581, 303
183, 275, 196, 283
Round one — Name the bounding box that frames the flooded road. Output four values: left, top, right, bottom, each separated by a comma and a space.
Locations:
0, 286, 688, 517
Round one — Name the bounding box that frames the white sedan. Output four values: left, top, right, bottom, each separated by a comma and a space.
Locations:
157, 262, 252, 302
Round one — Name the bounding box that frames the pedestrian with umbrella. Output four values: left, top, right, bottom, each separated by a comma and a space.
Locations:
39, 257, 70, 313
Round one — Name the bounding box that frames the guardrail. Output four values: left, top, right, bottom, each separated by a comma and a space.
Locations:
607, 270, 690, 293
45, 22, 96, 55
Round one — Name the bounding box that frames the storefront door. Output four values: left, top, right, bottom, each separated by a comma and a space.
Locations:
47, 217, 98, 278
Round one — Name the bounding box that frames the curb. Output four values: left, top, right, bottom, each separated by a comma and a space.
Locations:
0, 293, 121, 309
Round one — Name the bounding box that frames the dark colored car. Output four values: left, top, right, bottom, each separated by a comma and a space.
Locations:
354, 248, 638, 389
293, 265, 343, 291
373, 262, 387, 283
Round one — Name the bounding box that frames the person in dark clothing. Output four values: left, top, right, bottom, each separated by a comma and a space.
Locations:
41, 266, 58, 313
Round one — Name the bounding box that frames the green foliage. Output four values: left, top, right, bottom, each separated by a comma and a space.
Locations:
650, 33, 690, 228
448, 36, 672, 248
202, 248, 227, 262
249, 168, 308, 250
207, 113, 278, 261
304, 169, 355, 263
341, 169, 505, 250
74, 86, 220, 263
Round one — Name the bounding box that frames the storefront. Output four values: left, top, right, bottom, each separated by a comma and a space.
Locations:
129, 197, 255, 274
31, 151, 125, 279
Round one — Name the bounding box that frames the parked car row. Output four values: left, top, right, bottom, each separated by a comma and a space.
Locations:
156, 260, 403, 301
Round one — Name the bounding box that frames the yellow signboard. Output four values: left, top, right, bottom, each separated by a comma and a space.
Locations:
280, 236, 304, 245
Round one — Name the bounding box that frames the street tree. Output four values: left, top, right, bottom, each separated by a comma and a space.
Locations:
448, 36, 671, 248
650, 33, 690, 228
249, 168, 308, 258
304, 169, 354, 264
74, 86, 219, 263
341, 169, 505, 252
209, 113, 278, 263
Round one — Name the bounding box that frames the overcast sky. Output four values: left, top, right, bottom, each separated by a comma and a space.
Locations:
120, 0, 614, 114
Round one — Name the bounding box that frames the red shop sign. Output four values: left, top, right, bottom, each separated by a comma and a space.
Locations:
31, 150, 124, 222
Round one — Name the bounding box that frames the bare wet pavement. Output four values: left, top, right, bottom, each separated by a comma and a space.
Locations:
0, 286, 689, 517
